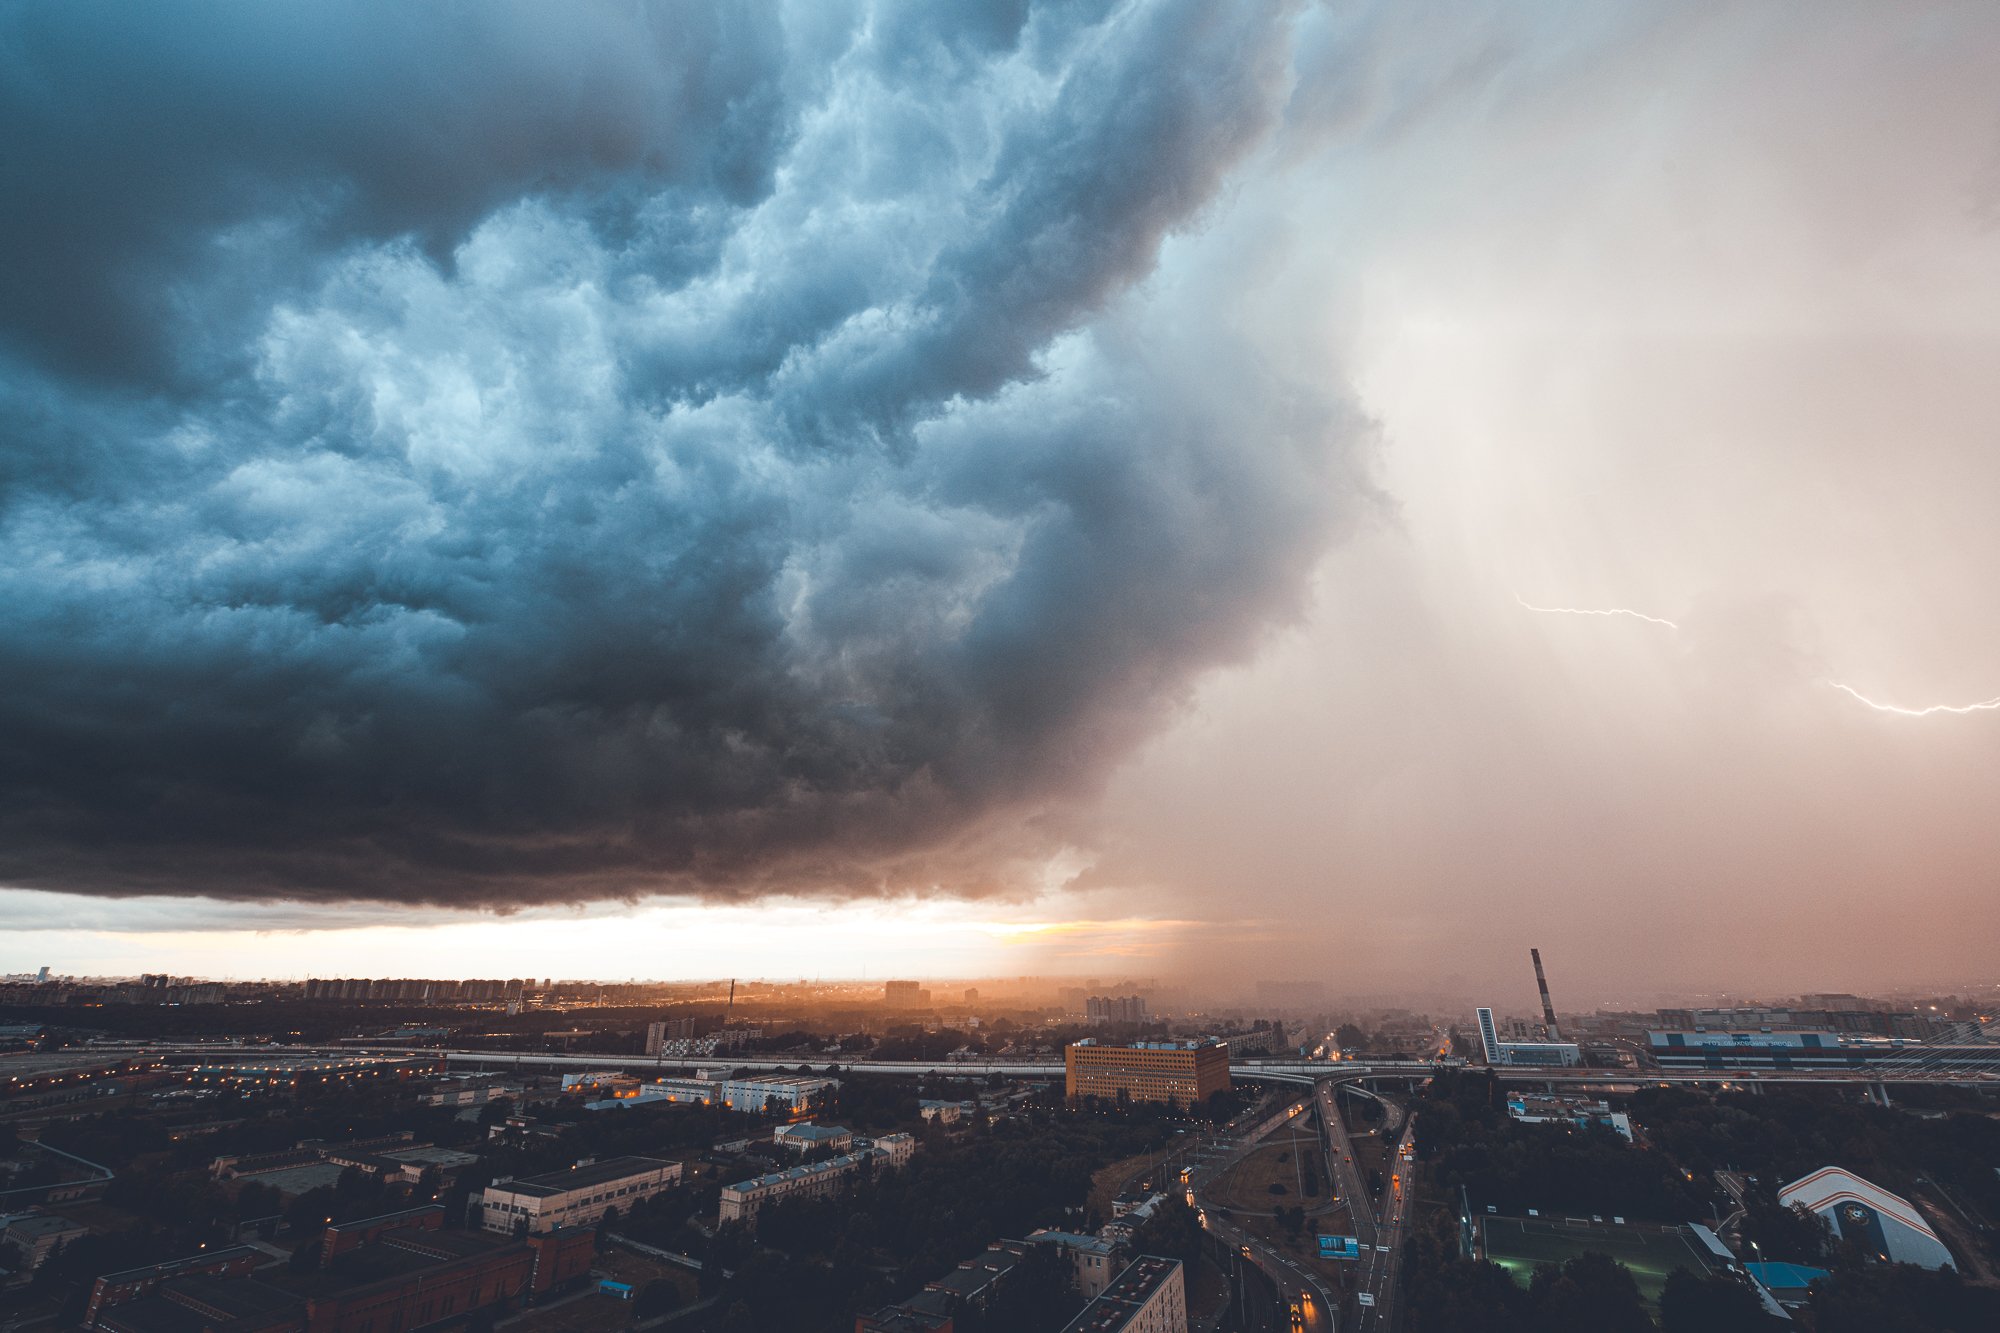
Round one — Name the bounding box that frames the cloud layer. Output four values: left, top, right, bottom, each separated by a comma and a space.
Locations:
0, 1, 1363, 905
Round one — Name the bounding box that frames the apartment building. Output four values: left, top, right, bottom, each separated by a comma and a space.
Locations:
1060, 1256, 1186, 1333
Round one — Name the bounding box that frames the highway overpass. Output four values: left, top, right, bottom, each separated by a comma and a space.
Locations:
68, 1044, 2000, 1089
422, 1049, 1997, 1089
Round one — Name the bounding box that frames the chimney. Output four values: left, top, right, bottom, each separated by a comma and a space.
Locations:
1531, 949, 1562, 1042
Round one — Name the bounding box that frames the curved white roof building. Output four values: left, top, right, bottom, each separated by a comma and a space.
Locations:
1779, 1166, 1954, 1270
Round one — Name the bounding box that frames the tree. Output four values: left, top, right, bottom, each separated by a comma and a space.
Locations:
1132, 1195, 1204, 1269
633, 1280, 681, 1319
1661, 1268, 1782, 1332
1526, 1252, 1652, 1333
1739, 1186, 1832, 1266
1807, 1264, 2000, 1333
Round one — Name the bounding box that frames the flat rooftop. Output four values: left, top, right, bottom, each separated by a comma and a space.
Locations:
725, 1153, 868, 1193
1062, 1256, 1181, 1332
494, 1156, 676, 1197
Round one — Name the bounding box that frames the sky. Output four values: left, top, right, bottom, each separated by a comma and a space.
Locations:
4, 2, 1999, 1003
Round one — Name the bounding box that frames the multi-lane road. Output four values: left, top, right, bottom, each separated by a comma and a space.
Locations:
1181, 1066, 1430, 1332
1311, 1062, 1426, 1331
1349, 1111, 1419, 1332
1181, 1093, 1339, 1331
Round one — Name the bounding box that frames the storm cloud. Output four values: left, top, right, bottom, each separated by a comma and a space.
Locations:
0, 0, 1364, 904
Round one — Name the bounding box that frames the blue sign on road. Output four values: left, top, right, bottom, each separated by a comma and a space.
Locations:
1317, 1234, 1362, 1260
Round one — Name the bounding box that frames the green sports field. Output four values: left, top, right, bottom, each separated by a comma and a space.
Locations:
1481, 1215, 1720, 1310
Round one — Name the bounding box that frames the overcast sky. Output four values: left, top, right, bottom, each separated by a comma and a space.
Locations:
4, 2, 1998, 1002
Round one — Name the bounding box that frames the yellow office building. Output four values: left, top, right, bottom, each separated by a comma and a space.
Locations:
1065, 1038, 1231, 1106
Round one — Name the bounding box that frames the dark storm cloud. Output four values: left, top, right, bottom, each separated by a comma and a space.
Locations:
0, 0, 1358, 906
0, 0, 801, 383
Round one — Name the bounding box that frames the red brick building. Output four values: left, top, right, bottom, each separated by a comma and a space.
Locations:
88, 1208, 595, 1333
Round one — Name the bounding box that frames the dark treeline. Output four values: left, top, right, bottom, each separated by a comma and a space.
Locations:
1414, 1070, 1705, 1220
1632, 1086, 2000, 1231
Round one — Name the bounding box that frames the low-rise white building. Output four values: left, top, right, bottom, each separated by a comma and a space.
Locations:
583, 1073, 835, 1119
479, 1156, 682, 1234
773, 1122, 854, 1155
719, 1153, 872, 1224
1504, 1095, 1632, 1141
719, 1133, 916, 1223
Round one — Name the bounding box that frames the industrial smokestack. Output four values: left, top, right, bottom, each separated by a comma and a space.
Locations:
1531, 948, 1562, 1042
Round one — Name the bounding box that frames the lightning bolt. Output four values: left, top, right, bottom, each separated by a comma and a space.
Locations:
1826, 681, 2000, 717
1515, 593, 1679, 631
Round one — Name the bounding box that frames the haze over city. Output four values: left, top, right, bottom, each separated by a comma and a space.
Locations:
6, 2, 2000, 1000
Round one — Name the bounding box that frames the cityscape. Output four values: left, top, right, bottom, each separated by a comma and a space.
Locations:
1, 954, 1995, 1331
6, 3, 2000, 1332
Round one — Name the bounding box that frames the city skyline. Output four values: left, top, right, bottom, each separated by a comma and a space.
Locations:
6, 3, 2000, 995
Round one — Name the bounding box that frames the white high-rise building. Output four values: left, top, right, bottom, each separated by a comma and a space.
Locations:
1475, 1006, 1581, 1067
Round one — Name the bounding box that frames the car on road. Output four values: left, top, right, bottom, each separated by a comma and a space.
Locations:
1357, 1292, 1376, 1307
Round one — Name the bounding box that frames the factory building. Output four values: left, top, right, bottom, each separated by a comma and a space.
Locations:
1647, 1028, 2000, 1073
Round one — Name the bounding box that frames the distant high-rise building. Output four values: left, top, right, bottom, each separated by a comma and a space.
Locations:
883, 980, 929, 1008
36, 966, 50, 983
963, 988, 979, 1005
1086, 995, 1147, 1025
645, 1017, 697, 1055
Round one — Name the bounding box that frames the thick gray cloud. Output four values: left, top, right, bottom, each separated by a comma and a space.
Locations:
0, 0, 1362, 905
